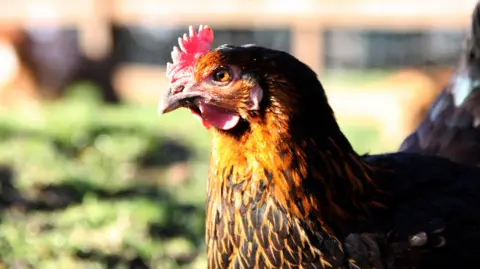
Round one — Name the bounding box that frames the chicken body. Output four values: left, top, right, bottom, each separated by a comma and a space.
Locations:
208, 136, 480, 269
160, 30, 480, 269
399, 2, 480, 166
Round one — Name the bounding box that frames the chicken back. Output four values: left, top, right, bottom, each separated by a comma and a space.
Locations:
399, 2, 480, 167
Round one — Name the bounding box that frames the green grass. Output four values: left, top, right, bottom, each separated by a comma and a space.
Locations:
0, 84, 391, 268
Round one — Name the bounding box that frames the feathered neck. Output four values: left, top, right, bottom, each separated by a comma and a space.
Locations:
208, 99, 387, 233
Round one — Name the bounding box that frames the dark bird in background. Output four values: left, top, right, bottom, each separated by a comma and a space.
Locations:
159, 25, 480, 269
399, 1, 480, 166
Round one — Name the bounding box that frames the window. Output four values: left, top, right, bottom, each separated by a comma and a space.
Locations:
323, 29, 464, 70
113, 25, 291, 65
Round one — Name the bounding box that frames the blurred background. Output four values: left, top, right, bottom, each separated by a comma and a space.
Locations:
0, 0, 476, 268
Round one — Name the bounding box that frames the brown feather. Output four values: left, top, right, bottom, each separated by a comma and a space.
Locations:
204, 76, 389, 268
174, 45, 395, 268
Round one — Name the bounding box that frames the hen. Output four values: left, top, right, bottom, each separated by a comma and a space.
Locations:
159, 25, 480, 269
399, 2, 480, 166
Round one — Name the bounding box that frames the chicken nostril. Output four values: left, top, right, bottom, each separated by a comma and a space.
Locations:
172, 85, 185, 94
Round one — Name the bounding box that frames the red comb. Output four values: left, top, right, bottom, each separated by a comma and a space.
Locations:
166, 25, 214, 84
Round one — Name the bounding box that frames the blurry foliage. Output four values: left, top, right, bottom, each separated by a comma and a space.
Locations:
0, 82, 383, 268
0, 83, 209, 268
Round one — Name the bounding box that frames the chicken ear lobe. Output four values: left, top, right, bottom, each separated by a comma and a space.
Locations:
248, 85, 263, 111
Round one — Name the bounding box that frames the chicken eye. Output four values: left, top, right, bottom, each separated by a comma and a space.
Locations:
212, 67, 232, 83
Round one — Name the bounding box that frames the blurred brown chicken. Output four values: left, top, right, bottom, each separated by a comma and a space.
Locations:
399, 2, 480, 166
159, 25, 480, 269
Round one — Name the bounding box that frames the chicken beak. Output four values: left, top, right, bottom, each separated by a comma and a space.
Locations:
158, 88, 184, 115
158, 84, 207, 115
